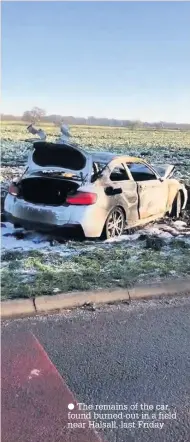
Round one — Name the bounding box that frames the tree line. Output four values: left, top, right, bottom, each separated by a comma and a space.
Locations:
1, 106, 190, 130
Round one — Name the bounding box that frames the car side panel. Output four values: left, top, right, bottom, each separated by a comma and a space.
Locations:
166, 179, 185, 212
107, 181, 139, 224
98, 163, 139, 225
71, 182, 115, 237
69, 204, 109, 237
137, 180, 169, 218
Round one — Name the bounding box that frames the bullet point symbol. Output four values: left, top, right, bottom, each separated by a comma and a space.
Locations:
68, 403, 74, 410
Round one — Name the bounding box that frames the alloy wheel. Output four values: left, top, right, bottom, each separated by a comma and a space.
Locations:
106, 208, 125, 239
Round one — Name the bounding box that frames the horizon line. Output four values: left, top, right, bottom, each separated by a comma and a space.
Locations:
1, 113, 190, 126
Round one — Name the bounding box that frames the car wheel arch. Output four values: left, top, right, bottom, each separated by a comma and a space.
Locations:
101, 205, 126, 240
107, 204, 127, 222
170, 190, 183, 218
172, 188, 186, 210
179, 188, 186, 208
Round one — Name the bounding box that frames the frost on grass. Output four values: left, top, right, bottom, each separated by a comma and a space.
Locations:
2, 217, 190, 255
1, 124, 190, 184
1, 220, 190, 300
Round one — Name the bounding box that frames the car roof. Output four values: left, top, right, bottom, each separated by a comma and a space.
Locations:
89, 151, 149, 166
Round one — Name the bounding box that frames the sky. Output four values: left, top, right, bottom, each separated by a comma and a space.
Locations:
1, 1, 190, 123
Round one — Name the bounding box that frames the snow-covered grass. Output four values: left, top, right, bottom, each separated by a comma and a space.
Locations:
1, 123, 190, 184
1, 220, 190, 300
2, 219, 190, 253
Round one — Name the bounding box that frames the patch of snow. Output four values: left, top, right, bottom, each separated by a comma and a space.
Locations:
20, 269, 37, 274
105, 226, 173, 243
1, 222, 22, 235
1, 234, 51, 252
1, 223, 99, 258
28, 369, 41, 380
1, 222, 70, 253
1, 218, 190, 255
53, 288, 61, 293
172, 220, 187, 229
105, 233, 141, 243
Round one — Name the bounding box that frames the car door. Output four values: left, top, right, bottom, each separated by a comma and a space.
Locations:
125, 162, 168, 219
107, 161, 139, 224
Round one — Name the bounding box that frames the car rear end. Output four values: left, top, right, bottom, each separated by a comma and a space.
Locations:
4, 141, 108, 237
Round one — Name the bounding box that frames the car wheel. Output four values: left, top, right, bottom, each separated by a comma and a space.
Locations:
102, 207, 125, 240
170, 191, 182, 218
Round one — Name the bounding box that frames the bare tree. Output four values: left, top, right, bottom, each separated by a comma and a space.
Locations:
22, 111, 32, 122
22, 107, 46, 123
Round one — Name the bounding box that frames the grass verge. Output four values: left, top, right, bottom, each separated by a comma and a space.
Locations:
1, 239, 190, 300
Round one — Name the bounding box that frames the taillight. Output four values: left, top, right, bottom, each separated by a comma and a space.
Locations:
66, 192, 97, 205
8, 183, 18, 196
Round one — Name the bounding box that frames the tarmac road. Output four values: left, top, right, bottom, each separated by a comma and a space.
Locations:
2, 295, 190, 442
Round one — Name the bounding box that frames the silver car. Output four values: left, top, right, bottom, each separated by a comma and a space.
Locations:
5, 140, 188, 239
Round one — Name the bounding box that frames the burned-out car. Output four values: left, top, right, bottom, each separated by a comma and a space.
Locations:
4, 135, 188, 239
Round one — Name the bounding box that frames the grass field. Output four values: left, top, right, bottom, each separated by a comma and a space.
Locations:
1, 122, 190, 184
1, 122, 190, 300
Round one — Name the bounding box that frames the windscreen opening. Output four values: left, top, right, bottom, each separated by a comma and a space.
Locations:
32, 142, 86, 171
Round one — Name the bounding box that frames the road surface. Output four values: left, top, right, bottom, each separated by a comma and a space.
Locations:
2, 295, 190, 442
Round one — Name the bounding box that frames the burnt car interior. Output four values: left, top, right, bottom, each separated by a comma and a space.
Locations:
32, 142, 86, 171
127, 163, 157, 181
92, 162, 158, 183
110, 166, 129, 181
91, 162, 107, 182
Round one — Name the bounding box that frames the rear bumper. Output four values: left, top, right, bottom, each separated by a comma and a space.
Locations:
4, 211, 84, 237
4, 194, 107, 238
4, 194, 71, 226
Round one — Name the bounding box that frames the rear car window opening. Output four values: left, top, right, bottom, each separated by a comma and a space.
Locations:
32, 142, 86, 171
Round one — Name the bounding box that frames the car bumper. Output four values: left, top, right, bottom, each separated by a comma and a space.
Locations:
4, 211, 85, 237
4, 194, 72, 225
4, 194, 107, 238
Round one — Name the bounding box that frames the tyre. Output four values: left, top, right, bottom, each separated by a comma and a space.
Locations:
102, 207, 125, 240
170, 191, 182, 218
